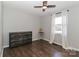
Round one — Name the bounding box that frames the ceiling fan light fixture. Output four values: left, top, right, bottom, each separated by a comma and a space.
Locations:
42, 6, 47, 9
34, 1, 56, 12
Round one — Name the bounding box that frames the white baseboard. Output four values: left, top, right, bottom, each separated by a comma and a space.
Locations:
65, 47, 79, 51
53, 41, 62, 46
43, 38, 50, 42
71, 48, 79, 51
59, 45, 79, 52
0, 48, 4, 57
43, 38, 62, 46
1, 48, 3, 57
32, 38, 39, 41
43, 38, 62, 45
53, 42, 79, 52
3, 45, 9, 48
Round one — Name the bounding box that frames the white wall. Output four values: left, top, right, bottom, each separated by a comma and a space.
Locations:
67, 6, 79, 50
41, 15, 52, 41
0, 2, 3, 56
3, 6, 40, 47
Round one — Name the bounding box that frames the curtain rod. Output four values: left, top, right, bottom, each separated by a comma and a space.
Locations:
56, 12, 62, 14
56, 9, 69, 14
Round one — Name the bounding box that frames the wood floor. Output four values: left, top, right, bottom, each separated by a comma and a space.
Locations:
3, 39, 79, 57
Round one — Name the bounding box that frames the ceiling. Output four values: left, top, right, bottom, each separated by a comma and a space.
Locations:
3, 1, 79, 16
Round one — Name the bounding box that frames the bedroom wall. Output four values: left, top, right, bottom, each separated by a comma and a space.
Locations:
3, 6, 40, 47
67, 6, 79, 50
0, 2, 3, 56
41, 15, 52, 41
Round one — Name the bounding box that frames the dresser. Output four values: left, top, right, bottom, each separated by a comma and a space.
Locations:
9, 31, 32, 48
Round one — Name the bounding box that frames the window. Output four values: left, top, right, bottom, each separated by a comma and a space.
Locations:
54, 16, 62, 34
55, 17, 62, 24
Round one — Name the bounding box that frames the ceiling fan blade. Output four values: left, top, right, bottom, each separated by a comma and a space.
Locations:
43, 1, 47, 6
47, 5, 56, 8
34, 6, 42, 8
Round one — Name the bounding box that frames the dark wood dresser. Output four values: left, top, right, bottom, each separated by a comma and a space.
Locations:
9, 31, 32, 48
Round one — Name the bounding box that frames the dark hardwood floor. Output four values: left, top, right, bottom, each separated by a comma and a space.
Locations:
3, 39, 79, 57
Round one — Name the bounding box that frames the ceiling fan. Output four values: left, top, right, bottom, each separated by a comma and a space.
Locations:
34, 1, 56, 12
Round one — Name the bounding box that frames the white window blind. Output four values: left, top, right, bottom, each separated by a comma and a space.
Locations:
54, 16, 62, 34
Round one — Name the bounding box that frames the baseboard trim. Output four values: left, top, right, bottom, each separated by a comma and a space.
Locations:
53, 43, 79, 52
43, 38, 50, 43
65, 47, 79, 52
72, 48, 79, 51
0, 48, 4, 57
32, 38, 39, 41
1, 48, 3, 57
3, 45, 9, 48
53, 41, 62, 46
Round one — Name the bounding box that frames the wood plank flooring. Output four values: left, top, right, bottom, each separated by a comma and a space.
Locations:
3, 39, 79, 57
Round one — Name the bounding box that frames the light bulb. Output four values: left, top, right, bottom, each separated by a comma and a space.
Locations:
42, 6, 47, 9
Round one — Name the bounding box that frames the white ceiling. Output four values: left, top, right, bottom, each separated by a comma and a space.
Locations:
3, 1, 79, 16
